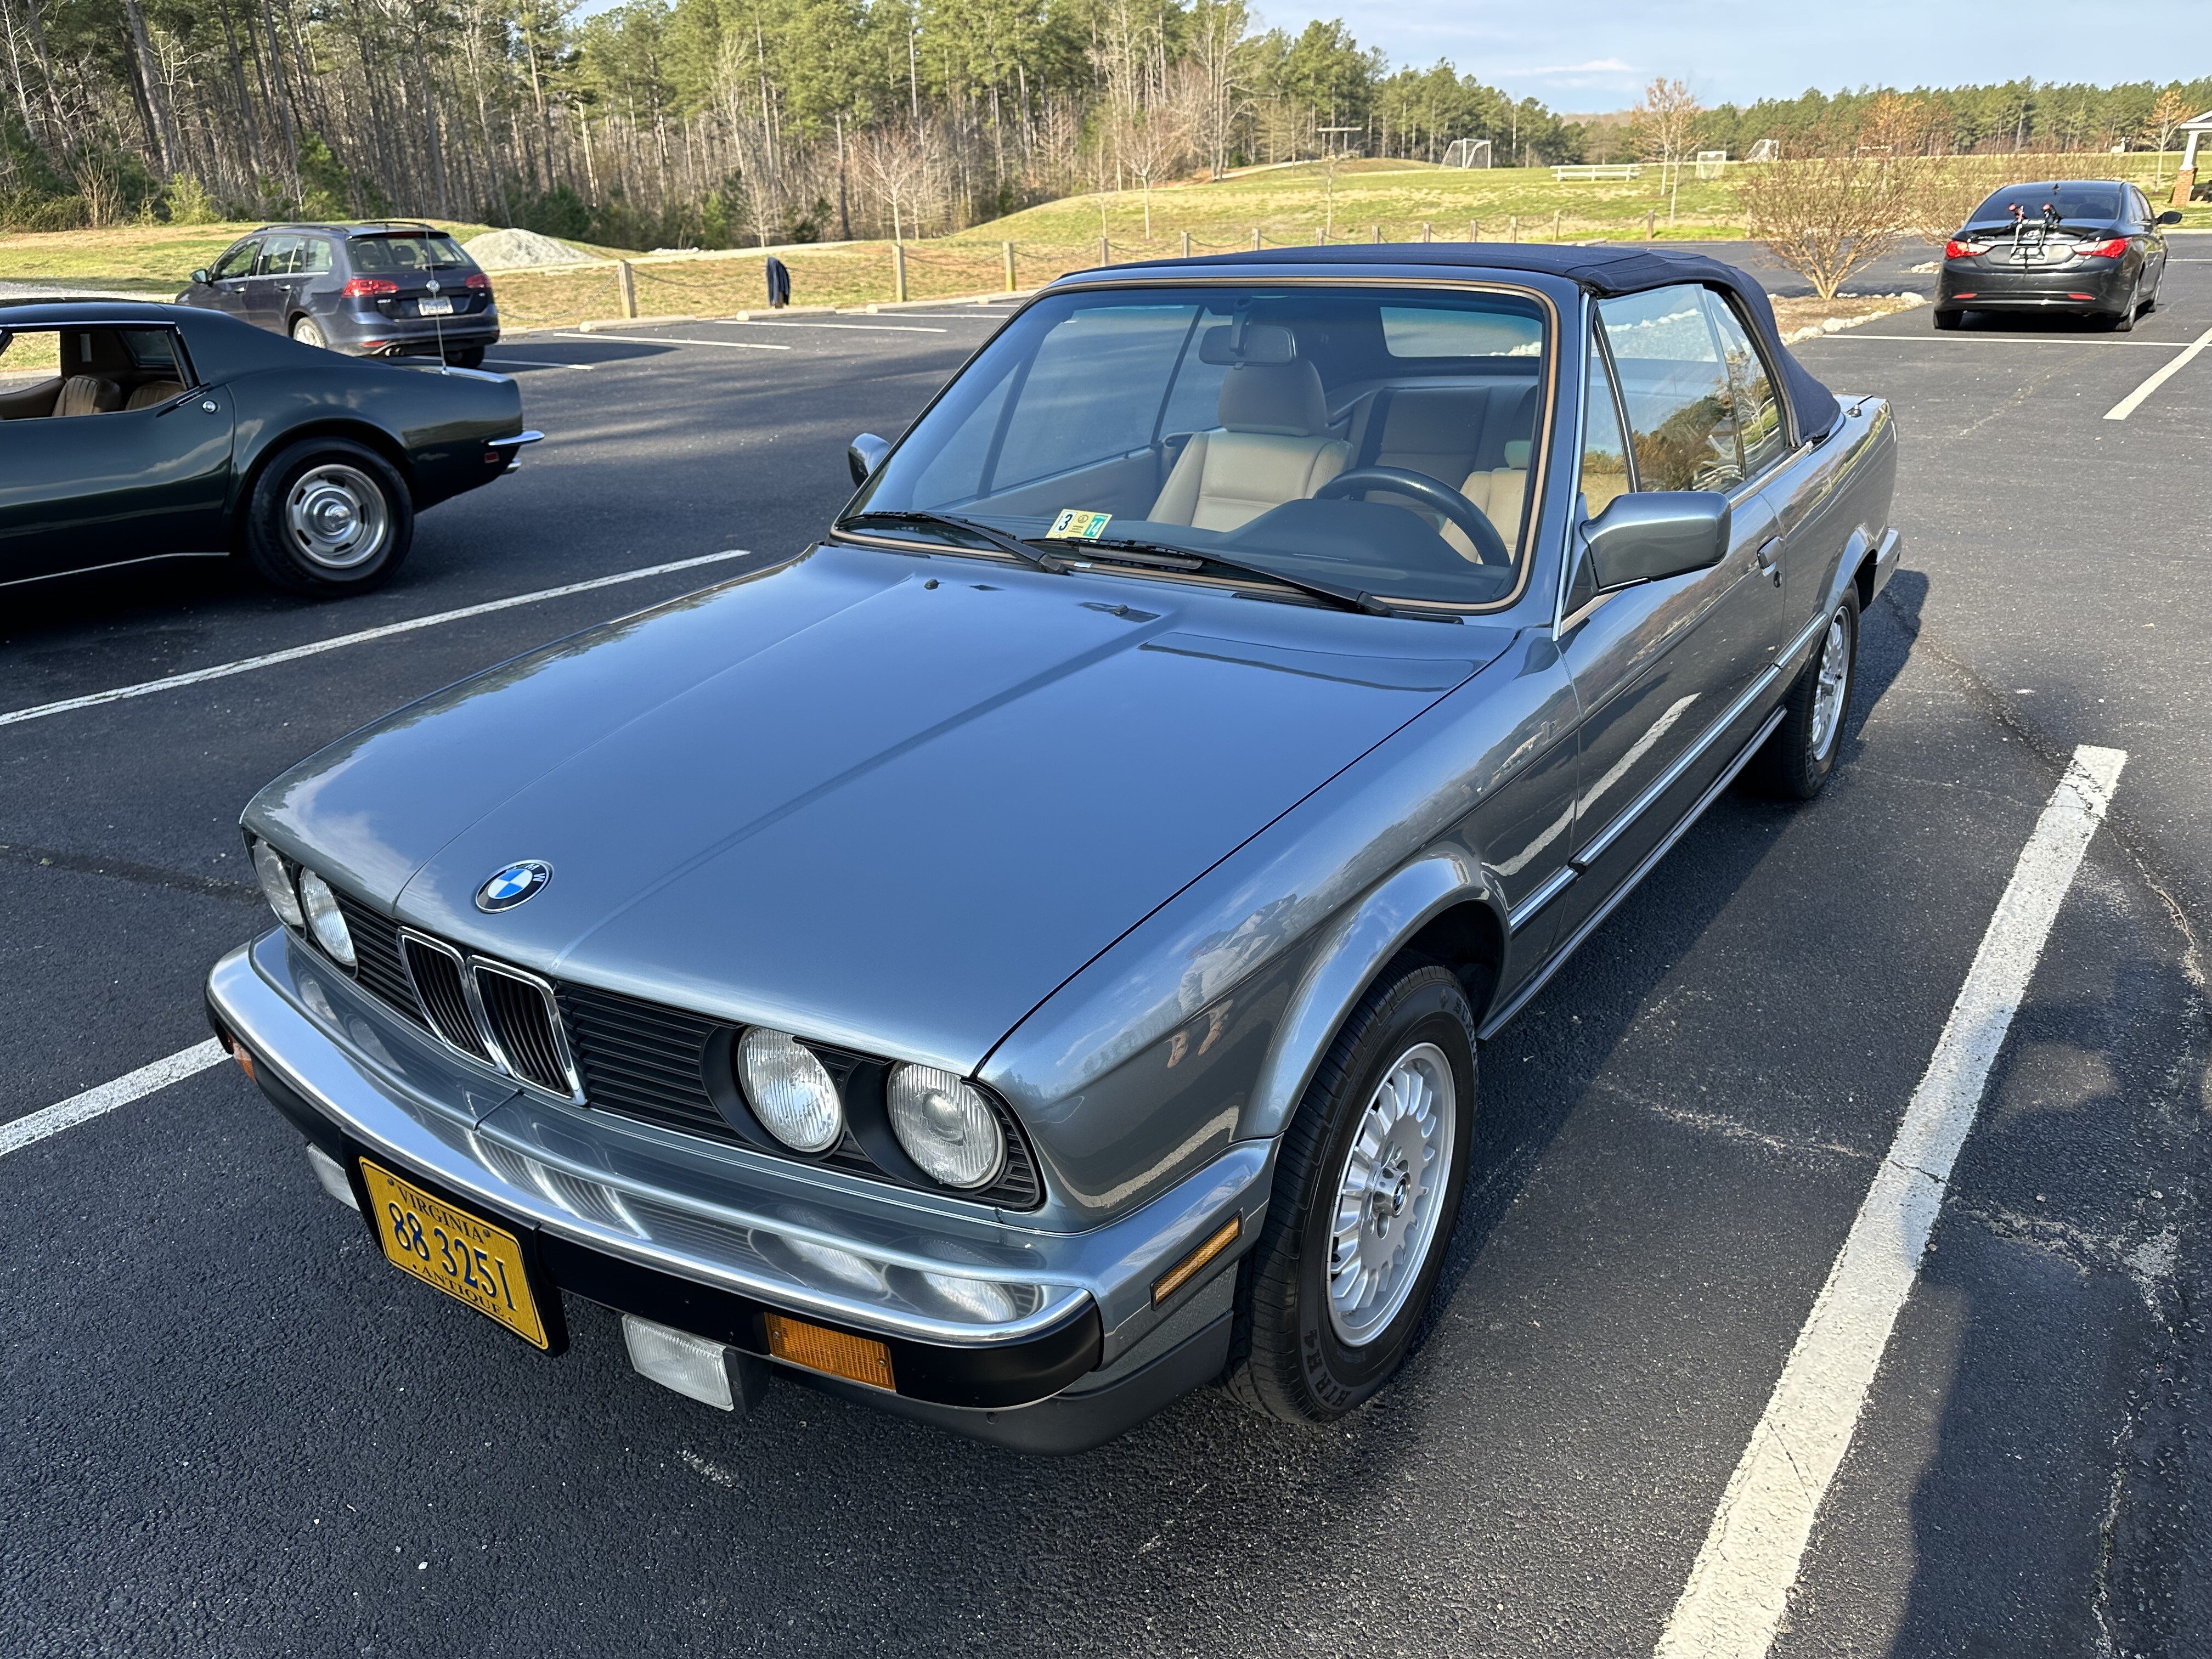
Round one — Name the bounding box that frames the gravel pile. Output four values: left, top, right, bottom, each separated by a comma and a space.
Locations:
461, 228, 590, 269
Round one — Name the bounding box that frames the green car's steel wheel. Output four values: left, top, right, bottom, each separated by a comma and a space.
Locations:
1227, 961, 1475, 1424
290, 314, 328, 349
241, 437, 413, 597
1750, 587, 1859, 800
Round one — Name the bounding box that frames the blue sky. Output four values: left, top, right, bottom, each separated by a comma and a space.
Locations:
1261, 0, 2206, 110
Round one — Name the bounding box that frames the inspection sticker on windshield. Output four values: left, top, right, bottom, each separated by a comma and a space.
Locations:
1048, 509, 1113, 540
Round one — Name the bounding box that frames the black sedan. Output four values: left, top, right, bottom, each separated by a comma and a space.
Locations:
1935, 179, 2181, 332
0, 299, 538, 597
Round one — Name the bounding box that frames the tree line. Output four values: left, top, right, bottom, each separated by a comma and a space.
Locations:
0, 0, 2204, 250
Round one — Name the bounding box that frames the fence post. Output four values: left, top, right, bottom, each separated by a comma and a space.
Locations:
1099, 235, 1110, 266
892, 240, 907, 303
1251, 226, 1261, 250
1371, 222, 1382, 242
1422, 221, 1432, 242
1180, 229, 1192, 257
1314, 225, 1325, 244
1646, 207, 1656, 239
1002, 240, 1015, 291
1469, 218, 1479, 242
616, 260, 637, 320
1553, 210, 1562, 240
1507, 215, 1518, 241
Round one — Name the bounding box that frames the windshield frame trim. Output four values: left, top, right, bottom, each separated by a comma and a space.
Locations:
843, 273, 1565, 619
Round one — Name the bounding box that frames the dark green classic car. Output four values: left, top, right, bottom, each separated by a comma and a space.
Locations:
0, 299, 540, 598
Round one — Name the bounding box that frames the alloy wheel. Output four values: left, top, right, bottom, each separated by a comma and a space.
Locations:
1326, 1041, 1456, 1346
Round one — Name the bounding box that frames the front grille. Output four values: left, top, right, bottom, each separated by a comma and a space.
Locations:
319, 895, 1045, 1208
476, 966, 573, 1096
400, 934, 493, 1062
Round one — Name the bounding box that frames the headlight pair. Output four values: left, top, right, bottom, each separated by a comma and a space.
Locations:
249, 836, 355, 970
733, 1028, 1007, 1192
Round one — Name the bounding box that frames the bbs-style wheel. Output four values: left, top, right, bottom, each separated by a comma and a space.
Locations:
1750, 588, 1859, 800
1226, 960, 1475, 1424
240, 437, 413, 597
290, 314, 329, 349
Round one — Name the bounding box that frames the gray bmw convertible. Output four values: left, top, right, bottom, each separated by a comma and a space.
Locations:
206, 244, 1899, 1450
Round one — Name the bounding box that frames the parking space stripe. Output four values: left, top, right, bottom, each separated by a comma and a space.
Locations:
2103, 324, 2212, 419
2, 1040, 227, 1156
1655, 744, 2128, 1659
707, 318, 949, 334
481, 358, 592, 371
0, 549, 755, 729
552, 331, 792, 351
1808, 334, 2180, 346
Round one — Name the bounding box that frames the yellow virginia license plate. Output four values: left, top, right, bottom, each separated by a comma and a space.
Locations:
360, 1159, 549, 1348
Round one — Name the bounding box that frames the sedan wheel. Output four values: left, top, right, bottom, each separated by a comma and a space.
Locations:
1227, 961, 1476, 1423
2107, 285, 2139, 332
290, 315, 328, 349
241, 437, 414, 597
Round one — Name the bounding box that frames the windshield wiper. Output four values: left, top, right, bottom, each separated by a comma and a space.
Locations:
840, 510, 1068, 573
1059, 534, 1424, 618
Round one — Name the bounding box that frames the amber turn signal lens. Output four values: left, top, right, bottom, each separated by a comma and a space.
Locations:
229, 1040, 256, 1082
1152, 1214, 1242, 1307
763, 1314, 896, 1391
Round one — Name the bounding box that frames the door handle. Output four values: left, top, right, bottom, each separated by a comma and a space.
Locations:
1756, 538, 1784, 588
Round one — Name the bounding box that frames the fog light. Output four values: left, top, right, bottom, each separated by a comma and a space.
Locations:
622, 1315, 768, 1412
764, 1314, 896, 1390
306, 1143, 358, 1211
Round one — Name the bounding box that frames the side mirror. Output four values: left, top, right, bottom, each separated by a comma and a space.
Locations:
2157, 210, 2184, 226
1581, 491, 1730, 591
847, 432, 890, 487
189, 268, 212, 285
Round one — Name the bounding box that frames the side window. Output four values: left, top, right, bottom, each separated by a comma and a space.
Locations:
261, 235, 305, 276
1702, 292, 1790, 480
1579, 330, 1632, 517
300, 238, 333, 275
1598, 284, 1743, 493
212, 240, 259, 280
989, 305, 1199, 490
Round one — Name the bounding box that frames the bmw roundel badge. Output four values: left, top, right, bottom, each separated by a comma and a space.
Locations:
476, 860, 552, 913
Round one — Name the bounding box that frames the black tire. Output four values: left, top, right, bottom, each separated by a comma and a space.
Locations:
1225, 961, 1476, 1424
2106, 287, 2138, 332
240, 437, 413, 598
1932, 308, 1963, 331
1748, 588, 1860, 800
445, 345, 486, 369
290, 314, 329, 350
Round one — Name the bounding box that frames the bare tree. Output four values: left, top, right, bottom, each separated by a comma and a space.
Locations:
1117, 101, 1187, 239
2145, 88, 2191, 189
854, 124, 932, 242
1736, 148, 1917, 299
1631, 76, 1700, 226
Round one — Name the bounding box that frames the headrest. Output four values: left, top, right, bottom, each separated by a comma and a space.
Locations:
1218, 359, 1329, 437
1198, 323, 1295, 365
1502, 439, 1531, 469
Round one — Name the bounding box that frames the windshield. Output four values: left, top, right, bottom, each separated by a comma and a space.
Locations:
1967, 183, 2124, 228
349, 234, 471, 274
841, 283, 1553, 608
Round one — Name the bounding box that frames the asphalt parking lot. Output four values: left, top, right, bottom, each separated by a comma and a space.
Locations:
5, 246, 2209, 1658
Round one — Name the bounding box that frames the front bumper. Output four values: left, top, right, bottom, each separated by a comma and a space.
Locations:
205, 932, 1264, 1447
1937, 263, 2129, 312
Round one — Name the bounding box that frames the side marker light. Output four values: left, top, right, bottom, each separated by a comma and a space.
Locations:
764, 1314, 896, 1390
1152, 1214, 1243, 1306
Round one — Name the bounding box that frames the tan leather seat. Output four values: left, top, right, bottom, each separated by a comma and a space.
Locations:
124, 380, 186, 411
55, 375, 122, 417
1149, 359, 1348, 532
1442, 438, 1532, 558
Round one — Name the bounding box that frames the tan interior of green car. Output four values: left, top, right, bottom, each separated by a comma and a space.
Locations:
0, 328, 190, 420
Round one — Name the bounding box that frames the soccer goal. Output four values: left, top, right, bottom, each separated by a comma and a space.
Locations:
1694, 150, 1728, 180
1746, 138, 1779, 162
1441, 138, 1493, 169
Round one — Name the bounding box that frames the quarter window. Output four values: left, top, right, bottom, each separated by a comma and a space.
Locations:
261, 235, 307, 276
1702, 292, 1790, 480
1597, 284, 1743, 493
1579, 329, 1632, 516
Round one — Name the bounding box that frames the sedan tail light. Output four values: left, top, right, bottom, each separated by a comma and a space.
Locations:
341, 276, 399, 297
2073, 238, 2129, 259
464, 272, 490, 290
1943, 239, 1983, 259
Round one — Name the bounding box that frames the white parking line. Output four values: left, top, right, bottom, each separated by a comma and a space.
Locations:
1, 1040, 228, 1157
2103, 323, 2212, 419
482, 357, 592, 371
1808, 333, 2179, 346
0, 549, 755, 730
707, 318, 948, 334
553, 331, 792, 351
1655, 744, 2127, 1659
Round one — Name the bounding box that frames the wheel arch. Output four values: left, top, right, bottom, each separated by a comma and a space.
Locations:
1236, 850, 1507, 1145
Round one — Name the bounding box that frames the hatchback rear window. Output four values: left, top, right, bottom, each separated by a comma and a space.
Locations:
349, 234, 471, 274
1968, 183, 2123, 225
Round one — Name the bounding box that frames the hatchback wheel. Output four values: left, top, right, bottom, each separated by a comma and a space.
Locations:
290, 315, 329, 349
241, 437, 413, 597
1226, 961, 1475, 1423
444, 345, 486, 370
1750, 588, 1859, 800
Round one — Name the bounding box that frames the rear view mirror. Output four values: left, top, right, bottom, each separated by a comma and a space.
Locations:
189, 268, 212, 285
847, 432, 890, 487
2157, 211, 2184, 226
1582, 492, 1731, 590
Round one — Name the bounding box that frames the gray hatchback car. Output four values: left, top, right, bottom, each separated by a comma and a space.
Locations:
207, 244, 1899, 1452
177, 222, 500, 368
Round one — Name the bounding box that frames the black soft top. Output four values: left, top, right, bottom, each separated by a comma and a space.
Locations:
1091, 242, 1844, 441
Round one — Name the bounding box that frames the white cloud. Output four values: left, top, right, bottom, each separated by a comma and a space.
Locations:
1505, 58, 1641, 77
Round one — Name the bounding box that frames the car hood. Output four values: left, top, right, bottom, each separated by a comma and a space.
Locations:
249, 545, 1514, 1072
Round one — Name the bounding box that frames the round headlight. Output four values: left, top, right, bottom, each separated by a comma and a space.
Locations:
888, 1065, 1006, 1190
737, 1029, 843, 1153
251, 839, 303, 928
295, 869, 356, 969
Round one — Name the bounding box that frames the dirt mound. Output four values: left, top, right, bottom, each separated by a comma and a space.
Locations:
462, 228, 590, 269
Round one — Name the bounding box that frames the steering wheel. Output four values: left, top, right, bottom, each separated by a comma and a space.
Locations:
1313, 466, 1510, 566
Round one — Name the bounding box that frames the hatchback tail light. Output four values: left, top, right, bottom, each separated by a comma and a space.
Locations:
2073, 238, 2128, 259
341, 276, 399, 298
464, 272, 490, 290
